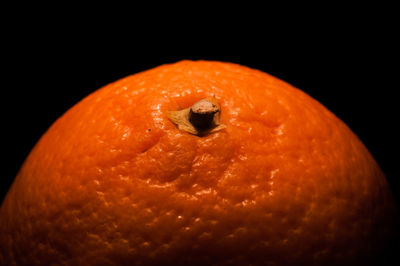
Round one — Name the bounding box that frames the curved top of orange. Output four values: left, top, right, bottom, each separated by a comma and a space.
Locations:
1, 60, 398, 265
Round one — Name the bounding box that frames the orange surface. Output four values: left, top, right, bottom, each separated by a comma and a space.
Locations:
0, 60, 398, 265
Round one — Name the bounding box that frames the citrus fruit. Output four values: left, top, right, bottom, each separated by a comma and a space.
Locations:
0, 60, 398, 265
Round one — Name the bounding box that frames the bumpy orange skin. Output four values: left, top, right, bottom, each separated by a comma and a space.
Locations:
0, 61, 398, 265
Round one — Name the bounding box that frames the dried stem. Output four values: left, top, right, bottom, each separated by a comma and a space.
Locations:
167, 96, 226, 136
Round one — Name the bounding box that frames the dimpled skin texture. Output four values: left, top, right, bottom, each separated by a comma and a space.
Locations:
0, 61, 398, 266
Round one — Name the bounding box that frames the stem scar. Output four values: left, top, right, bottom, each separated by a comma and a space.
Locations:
166, 96, 226, 136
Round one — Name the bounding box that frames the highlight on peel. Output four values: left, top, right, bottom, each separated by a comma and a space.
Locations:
0, 60, 398, 266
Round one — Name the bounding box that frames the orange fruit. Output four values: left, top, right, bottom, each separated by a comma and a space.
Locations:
0, 60, 398, 265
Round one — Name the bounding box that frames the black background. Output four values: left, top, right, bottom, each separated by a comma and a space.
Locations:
0, 6, 398, 265
2, 51, 398, 205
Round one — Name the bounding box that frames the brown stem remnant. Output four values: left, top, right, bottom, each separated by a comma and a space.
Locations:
166, 96, 226, 136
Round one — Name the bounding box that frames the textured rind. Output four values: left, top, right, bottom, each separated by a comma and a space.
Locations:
0, 60, 398, 265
